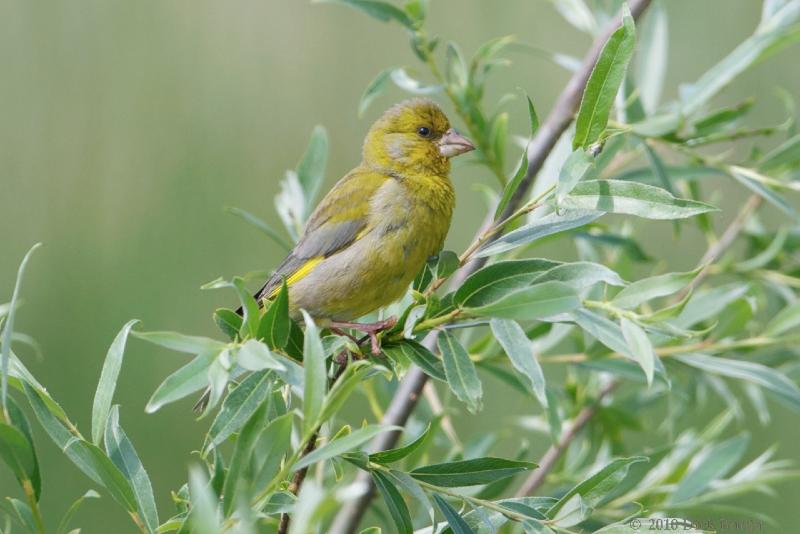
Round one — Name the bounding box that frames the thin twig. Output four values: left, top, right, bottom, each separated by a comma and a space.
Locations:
515, 381, 619, 497
515, 188, 764, 499
328, 2, 654, 531
277, 362, 349, 534
679, 194, 762, 299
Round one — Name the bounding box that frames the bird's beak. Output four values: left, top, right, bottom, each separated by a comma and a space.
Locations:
438, 129, 475, 158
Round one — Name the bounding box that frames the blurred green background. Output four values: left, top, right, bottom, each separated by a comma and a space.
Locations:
1, 1, 798, 531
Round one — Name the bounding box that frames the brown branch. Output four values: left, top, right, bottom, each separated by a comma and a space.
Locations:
679, 193, 762, 299
277, 431, 319, 534
329, 2, 653, 532
278, 361, 349, 534
515, 381, 619, 497
515, 191, 764, 499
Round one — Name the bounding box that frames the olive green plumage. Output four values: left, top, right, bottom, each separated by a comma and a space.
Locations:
253, 99, 474, 323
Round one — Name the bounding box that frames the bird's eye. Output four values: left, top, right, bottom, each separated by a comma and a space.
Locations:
417, 126, 431, 138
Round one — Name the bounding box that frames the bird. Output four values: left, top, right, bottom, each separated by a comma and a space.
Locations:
249, 98, 474, 353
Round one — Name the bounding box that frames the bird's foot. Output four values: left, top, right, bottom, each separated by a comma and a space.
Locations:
329, 317, 398, 355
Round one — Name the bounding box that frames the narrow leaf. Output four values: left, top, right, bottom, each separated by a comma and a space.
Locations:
105, 406, 159, 532
92, 320, 138, 445
2, 243, 41, 414
559, 180, 717, 220
477, 210, 602, 257
411, 457, 536, 487
294, 425, 398, 470
301, 311, 327, 433
490, 319, 547, 407
434, 494, 475, 534
438, 331, 483, 413
612, 268, 699, 309
257, 279, 291, 350
465, 281, 580, 321
573, 6, 636, 149
620, 317, 655, 386
206, 370, 272, 451
556, 149, 594, 204
373, 470, 413, 534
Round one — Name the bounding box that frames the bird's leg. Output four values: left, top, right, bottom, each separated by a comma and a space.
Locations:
328, 317, 398, 355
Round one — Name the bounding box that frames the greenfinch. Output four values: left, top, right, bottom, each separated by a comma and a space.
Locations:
250, 99, 474, 349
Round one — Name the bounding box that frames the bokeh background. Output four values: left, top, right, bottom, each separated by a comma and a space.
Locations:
1, 1, 798, 531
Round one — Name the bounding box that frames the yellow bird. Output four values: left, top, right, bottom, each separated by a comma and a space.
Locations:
251, 99, 474, 352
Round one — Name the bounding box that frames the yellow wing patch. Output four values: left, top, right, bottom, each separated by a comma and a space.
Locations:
268, 257, 323, 299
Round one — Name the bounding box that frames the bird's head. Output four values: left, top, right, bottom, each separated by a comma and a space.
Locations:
363, 99, 474, 176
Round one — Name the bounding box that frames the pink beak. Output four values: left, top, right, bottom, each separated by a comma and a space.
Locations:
438, 128, 475, 158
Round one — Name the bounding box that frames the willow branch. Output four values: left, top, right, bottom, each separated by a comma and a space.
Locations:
329, 2, 654, 532
515, 381, 619, 497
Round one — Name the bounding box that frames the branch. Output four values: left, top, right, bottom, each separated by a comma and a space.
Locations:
515, 190, 764, 498
515, 381, 619, 497
329, 2, 654, 531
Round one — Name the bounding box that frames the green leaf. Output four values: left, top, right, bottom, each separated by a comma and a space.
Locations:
23, 383, 139, 512
759, 134, 800, 171
294, 425, 398, 470
370, 422, 433, 464
495, 147, 528, 220
680, 1, 800, 116
318, 362, 373, 424
6, 498, 36, 533
222, 403, 269, 515
236, 339, 285, 372
146, 352, 217, 413
0, 423, 37, 495
104, 406, 159, 533
92, 320, 138, 446
132, 331, 226, 355
532, 261, 626, 290
671, 434, 750, 503
556, 149, 595, 204
383, 340, 446, 382
0, 396, 40, 499
297, 125, 329, 210
372, 470, 413, 534
764, 300, 800, 336
56, 490, 100, 534
301, 311, 327, 434
727, 166, 800, 222
490, 112, 509, 171
527, 95, 540, 136
464, 281, 580, 321
252, 412, 294, 492
255, 280, 290, 351
571, 309, 631, 357
315, 0, 415, 29
546, 457, 647, 518
573, 5, 636, 149
224, 206, 291, 252
188, 466, 221, 534
675, 353, 800, 411
559, 180, 717, 220
612, 268, 699, 309
490, 319, 547, 407
359, 68, 394, 117
477, 210, 602, 257
213, 308, 242, 340
455, 259, 561, 308
620, 318, 655, 386
2, 243, 41, 414
635, 2, 668, 113
548, 0, 596, 34
438, 331, 483, 413
433, 494, 474, 534
206, 370, 272, 451
411, 457, 536, 487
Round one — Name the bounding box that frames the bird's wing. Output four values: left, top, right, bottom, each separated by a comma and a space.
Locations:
253, 167, 388, 304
